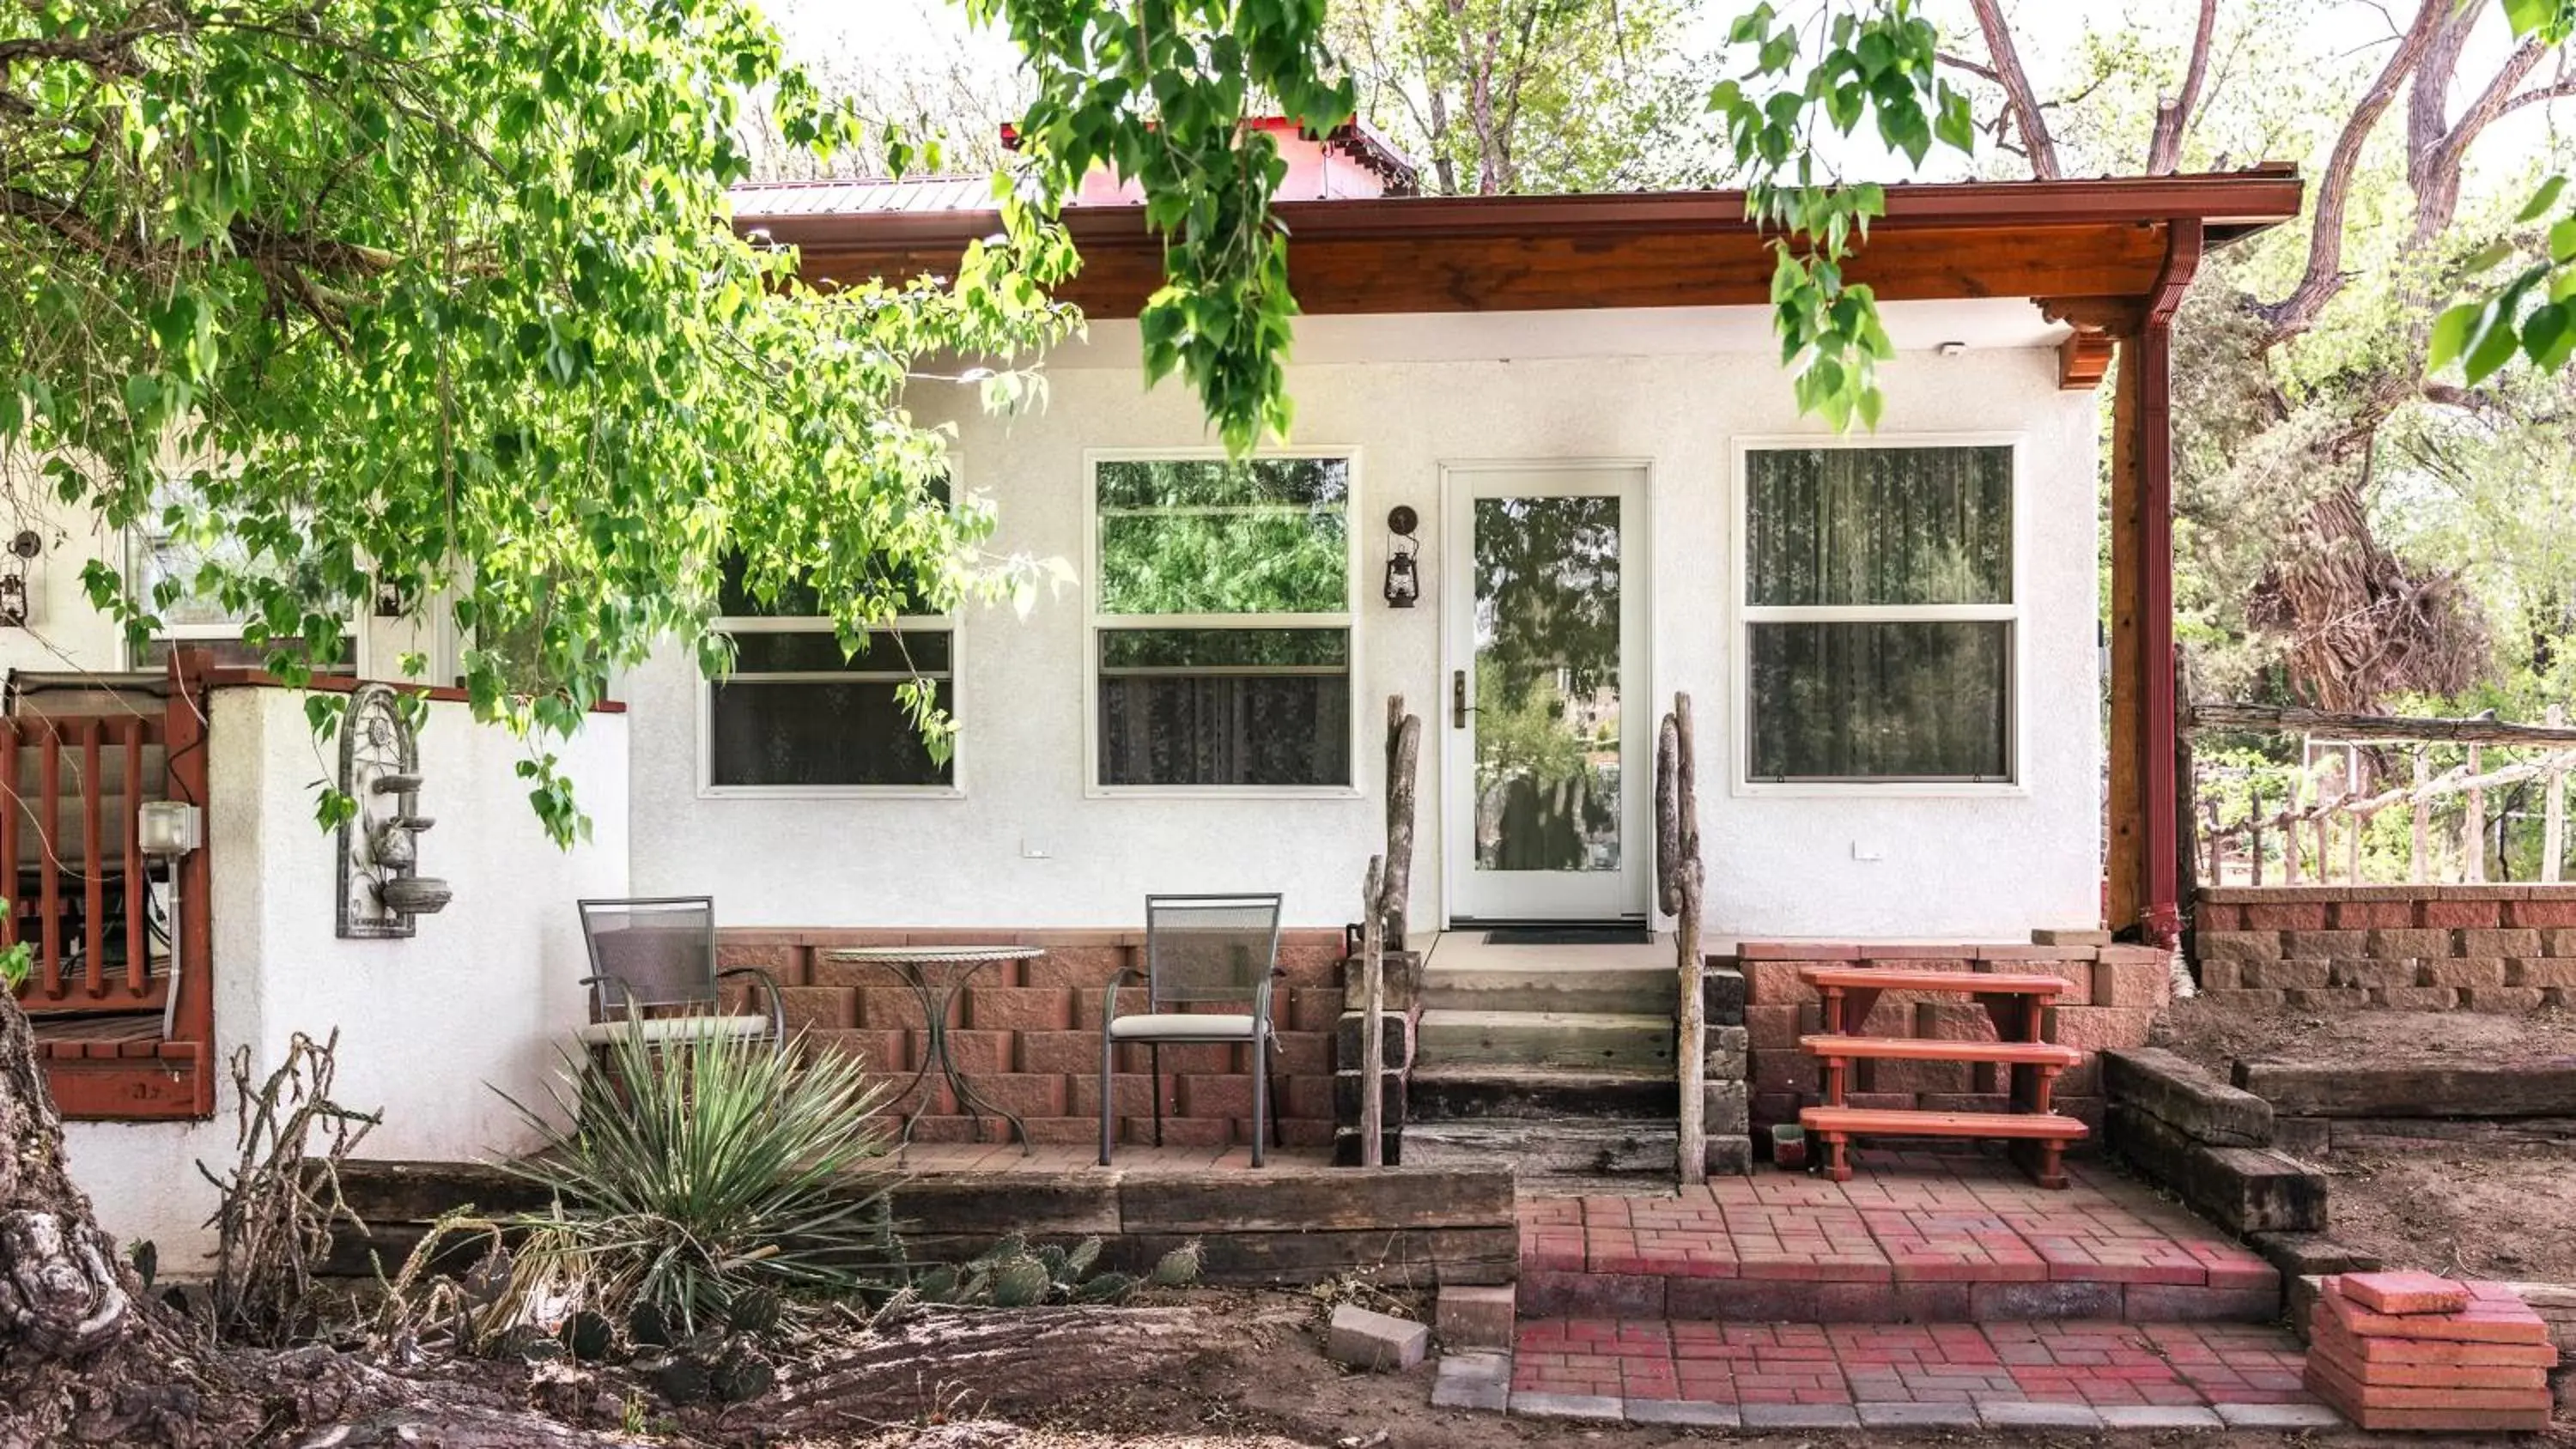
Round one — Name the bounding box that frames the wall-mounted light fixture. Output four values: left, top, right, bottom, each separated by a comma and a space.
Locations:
0, 530, 39, 627
1383, 505, 1420, 608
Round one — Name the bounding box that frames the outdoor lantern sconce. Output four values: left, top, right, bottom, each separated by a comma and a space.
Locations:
1383, 505, 1421, 608
0, 530, 39, 627
337, 682, 453, 937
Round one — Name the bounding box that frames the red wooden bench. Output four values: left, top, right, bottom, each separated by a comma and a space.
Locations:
1795, 965, 2090, 1188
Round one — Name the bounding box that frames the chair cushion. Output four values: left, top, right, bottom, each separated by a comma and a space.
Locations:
576, 1014, 772, 1046
1108, 1013, 1260, 1042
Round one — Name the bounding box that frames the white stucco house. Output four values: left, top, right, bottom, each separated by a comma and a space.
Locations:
13, 126, 2301, 1255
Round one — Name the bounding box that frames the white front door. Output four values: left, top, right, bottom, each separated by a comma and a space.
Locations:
1442, 464, 1652, 923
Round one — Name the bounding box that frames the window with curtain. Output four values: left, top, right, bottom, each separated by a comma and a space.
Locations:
1743, 445, 2014, 783
129, 480, 357, 673
1091, 454, 1353, 789
705, 558, 955, 790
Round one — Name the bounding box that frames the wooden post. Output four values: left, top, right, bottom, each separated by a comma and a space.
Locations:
2106, 335, 2147, 931
2284, 756, 2304, 885
1659, 694, 1706, 1185
2411, 749, 2431, 883
2248, 784, 2264, 887
2202, 798, 2223, 884
1382, 699, 1420, 949
1359, 855, 1384, 1169
2465, 745, 2487, 884
2547, 707, 2566, 885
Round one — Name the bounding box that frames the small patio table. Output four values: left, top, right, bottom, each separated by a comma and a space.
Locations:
822, 943, 1046, 1152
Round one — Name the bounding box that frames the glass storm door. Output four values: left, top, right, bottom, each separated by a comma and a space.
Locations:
1443, 465, 1651, 923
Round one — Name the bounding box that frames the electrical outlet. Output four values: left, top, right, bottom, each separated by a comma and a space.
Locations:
1019, 837, 1052, 860
1850, 840, 1885, 863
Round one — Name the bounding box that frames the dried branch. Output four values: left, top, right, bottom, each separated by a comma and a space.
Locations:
2146, 0, 2218, 175
2257, 0, 2445, 342
197, 1030, 381, 1346
1966, 0, 2061, 179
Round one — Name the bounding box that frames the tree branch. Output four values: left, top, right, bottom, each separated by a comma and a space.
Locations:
2412, 35, 2543, 244
1967, 0, 2060, 179
2146, 0, 2217, 175
2257, 0, 2446, 343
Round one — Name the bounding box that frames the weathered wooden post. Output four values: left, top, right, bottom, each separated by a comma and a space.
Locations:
1659, 694, 1706, 1185
2249, 783, 2265, 887
2412, 748, 2431, 883
2465, 744, 2487, 884
1359, 854, 1385, 1169
2284, 754, 2305, 884
2547, 707, 2567, 885
1383, 698, 1420, 949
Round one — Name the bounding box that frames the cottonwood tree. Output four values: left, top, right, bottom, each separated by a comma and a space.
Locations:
1949, 0, 2576, 712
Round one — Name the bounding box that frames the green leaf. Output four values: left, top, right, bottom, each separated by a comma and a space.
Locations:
2519, 174, 2568, 223
2427, 301, 2484, 371
2523, 302, 2574, 370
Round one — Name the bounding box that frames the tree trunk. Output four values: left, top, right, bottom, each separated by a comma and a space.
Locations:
0, 989, 141, 1392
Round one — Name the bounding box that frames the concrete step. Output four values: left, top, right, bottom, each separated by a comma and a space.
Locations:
1403, 1118, 1679, 1185
1410, 1066, 1679, 1121
1419, 966, 1679, 1016
1417, 1009, 1675, 1072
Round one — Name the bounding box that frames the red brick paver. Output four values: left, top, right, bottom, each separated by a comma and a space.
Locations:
1517, 1150, 2279, 1322
1510, 1317, 2327, 1412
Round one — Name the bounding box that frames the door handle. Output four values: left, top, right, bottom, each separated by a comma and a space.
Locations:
1452, 669, 1472, 729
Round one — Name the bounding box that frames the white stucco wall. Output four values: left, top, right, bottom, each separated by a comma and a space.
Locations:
625, 304, 2103, 938
62, 687, 628, 1265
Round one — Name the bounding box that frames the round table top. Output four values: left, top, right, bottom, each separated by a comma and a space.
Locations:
821, 943, 1048, 966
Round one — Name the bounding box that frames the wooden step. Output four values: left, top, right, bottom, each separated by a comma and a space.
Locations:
1409, 1066, 1679, 1121
1799, 1106, 2088, 1140
1799, 967, 2065, 995
1419, 966, 1677, 1016
1798, 1035, 2081, 1067
1415, 1009, 1674, 1072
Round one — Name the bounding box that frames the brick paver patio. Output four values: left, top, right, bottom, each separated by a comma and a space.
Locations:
1500, 1318, 2330, 1427
1517, 1149, 2281, 1322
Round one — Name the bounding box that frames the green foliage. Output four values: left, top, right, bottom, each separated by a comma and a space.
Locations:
0, 0, 1084, 844
497, 1022, 901, 1337
969, 0, 1356, 452
0, 937, 26, 992
1707, 3, 1975, 429
2436, 2, 2576, 387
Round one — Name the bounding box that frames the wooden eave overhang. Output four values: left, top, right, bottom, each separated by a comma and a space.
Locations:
738, 166, 2303, 318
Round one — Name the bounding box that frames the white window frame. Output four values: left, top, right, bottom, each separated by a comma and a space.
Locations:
696, 610, 965, 800
1728, 432, 2028, 799
123, 500, 369, 676
1083, 446, 1364, 799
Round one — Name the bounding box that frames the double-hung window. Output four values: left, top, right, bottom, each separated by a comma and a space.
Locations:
1741, 441, 2017, 786
1089, 452, 1357, 791
703, 561, 957, 792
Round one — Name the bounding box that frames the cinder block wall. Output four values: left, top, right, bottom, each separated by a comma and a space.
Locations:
715, 928, 1347, 1148
1726, 943, 2175, 1142
2194, 886, 2576, 1012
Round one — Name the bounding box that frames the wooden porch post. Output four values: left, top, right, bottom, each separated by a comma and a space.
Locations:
2103, 219, 2204, 945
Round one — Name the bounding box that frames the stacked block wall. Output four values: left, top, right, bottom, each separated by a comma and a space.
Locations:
2196, 886, 2576, 1013
714, 927, 1346, 1148
1727, 943, 2175, 1142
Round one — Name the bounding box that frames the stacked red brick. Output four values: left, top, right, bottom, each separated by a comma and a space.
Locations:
2304, 1272, 2559, 1432
1730, 942, 2172, 1141
2197, 885, 2576, 1013
713, 928, 1347, 1147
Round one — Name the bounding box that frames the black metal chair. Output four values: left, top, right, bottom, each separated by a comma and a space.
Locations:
574, 896, 782, 1051
1098, 893, 1285, 1167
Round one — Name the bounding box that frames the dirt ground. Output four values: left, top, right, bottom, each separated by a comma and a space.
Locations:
772, 1291, 2575, 1449
2151, 998, 2576, 1283
2151, 998, 2576, 1074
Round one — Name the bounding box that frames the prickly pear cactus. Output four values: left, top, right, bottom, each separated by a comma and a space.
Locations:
988, 1255, 1053, 1308
566, 1310, 615, 1361
1149, 1240, 1204, 1288
629, 1301, 671, 1349
1072, 1270, 1139, 1304
723, 1285, 781, 1337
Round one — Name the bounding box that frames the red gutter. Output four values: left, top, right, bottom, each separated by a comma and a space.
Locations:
737, 167, 2304, 250
2137, 216, 2206, 949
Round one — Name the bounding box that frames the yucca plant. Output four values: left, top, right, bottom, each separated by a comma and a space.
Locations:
497, 1022, 900, 1335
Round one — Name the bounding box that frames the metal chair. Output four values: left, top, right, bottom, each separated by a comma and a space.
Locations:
1099, 893, 1286, 1167
574, 896, 782, 1051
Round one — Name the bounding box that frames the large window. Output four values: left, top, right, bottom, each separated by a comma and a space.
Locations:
703, 561, 957, 792
1090, 452, 1356, 791
1741, 442, 2016, 785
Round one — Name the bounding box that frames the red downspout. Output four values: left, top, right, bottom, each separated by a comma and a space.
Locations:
2138, 218, 2205, 949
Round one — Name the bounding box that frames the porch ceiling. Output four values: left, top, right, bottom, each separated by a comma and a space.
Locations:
738, 167, 2304, 318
